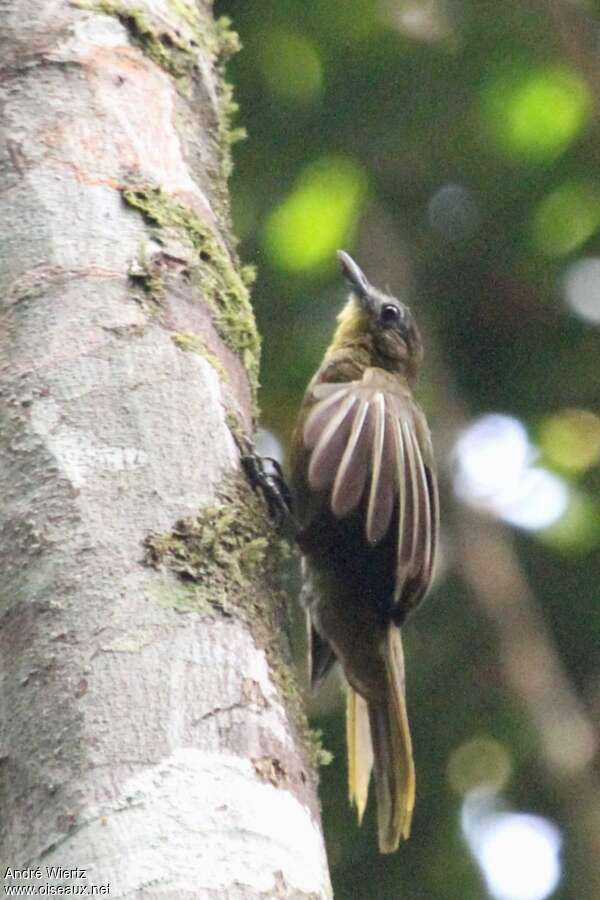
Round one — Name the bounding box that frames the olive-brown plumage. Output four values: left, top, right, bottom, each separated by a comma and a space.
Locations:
290, 251, 438, 852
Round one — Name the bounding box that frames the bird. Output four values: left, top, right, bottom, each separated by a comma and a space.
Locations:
289, 250, 439, 853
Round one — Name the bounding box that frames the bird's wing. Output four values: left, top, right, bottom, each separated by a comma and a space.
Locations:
387, 397, 439, 611
303, 375, 438, 611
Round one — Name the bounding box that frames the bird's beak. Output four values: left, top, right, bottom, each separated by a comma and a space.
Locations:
337, 250, 371, 307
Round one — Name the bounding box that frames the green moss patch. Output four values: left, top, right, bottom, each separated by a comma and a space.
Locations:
74, 0, 194, 86
123, 187, 260, 399
212, 16, 246, 179
224, 408, 252, 453
128, 244, 165, 307
218, 80, 247, 179
144, 474, 326, 778
306, 728, 334, 769
144, 476, 274, 613
172, 331, 228, 381
73, 2, 239, 86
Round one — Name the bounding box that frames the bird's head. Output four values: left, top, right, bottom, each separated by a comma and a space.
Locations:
332, 250, 423, 380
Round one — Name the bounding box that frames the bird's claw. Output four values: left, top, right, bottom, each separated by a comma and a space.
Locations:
241, 452, 295, 530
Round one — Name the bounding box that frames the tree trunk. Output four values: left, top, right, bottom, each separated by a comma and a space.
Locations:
0, 1, 332, 896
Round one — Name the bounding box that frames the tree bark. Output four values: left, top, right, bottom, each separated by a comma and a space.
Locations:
0, 1, 332, 897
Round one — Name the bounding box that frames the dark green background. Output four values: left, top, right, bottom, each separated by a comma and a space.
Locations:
216, 2, 600, 897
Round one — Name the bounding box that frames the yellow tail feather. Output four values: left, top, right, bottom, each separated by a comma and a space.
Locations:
347, 627, 415, 853
347, 686, 373, 824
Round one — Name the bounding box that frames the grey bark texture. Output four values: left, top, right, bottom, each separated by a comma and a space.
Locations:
0, 1, 332, 897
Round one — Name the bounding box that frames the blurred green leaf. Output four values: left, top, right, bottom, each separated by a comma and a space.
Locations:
540, 492, 600, 553
259, 29, 323, 104
531, 180, 600, 256
539, 408, 600, 474
480, 66, 591, 163
262, 157, 368, 273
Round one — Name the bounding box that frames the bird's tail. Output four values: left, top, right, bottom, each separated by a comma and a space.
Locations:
347, 627, 415, 853
347, 683, 373, 825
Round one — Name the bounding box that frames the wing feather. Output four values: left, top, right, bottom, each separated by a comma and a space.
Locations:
303, 375, 438, 615
311, 381, 348, 401
307, 392, 356, 491
304, 386, 351, 449
418, 466, 439, 598
401, 420, 419, 564
331, 398, 371, 517
395, 419, 438, 611
391, 416, 407, 603
366, 393, 393, 543
410, 425, 432, 575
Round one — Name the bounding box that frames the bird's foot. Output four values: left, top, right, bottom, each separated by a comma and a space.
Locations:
241, 452, 296, 530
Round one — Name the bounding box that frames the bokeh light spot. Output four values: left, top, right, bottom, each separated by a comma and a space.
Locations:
454, 414, 532, 500
427, 183, 480, 241
481, 66, 591, 163
453, 414, 569, 531
531, 181, 600, 257
263, 157, 368, 273
479, 815, 562, 900
382, 0, 456, 45
539, 408, 600, 473
462, 791, 562, 900
562, 256, 600, 323
541, 492, 600, 554
447, 737, 512, 796
500, 468, 569, 531
259, 30, 323, 104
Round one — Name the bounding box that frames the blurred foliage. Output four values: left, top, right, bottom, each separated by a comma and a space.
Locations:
263, 156, 368, 272
216, 1, 600, 897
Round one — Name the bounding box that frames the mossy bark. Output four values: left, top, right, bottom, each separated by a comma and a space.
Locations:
0, 1, 331, 896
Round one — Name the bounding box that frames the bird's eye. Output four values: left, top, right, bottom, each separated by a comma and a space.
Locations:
380, 304, 401, 327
